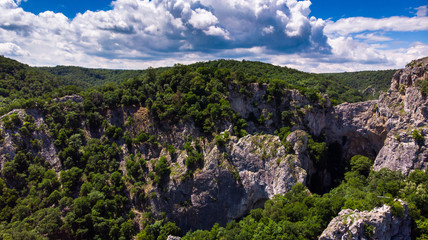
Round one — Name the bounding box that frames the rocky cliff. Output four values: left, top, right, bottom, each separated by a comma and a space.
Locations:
326, 57, 428, 175
147, 132, 310, 230
0, 57, 426, 234
319, 200, 411, 240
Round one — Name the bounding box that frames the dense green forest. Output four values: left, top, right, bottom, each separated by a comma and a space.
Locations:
0, 56, 396, 116
182, 165, 428, 240
322, 70, 397, 99
38, 66, 148, 88
0, 57, 79, 111
0, 56, 425, 240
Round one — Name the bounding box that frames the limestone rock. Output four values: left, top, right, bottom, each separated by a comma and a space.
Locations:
327, 57, 428, 174
0, 109, 61, 170
167, 236, 181, 240
149, 133, 310, 231
55, 94, 83, 103
319, 200, 411, 240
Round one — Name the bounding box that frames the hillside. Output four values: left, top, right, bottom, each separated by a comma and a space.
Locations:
322, 69, 397, 99
0, 56, 85, 115
0, 56, 426, 239
190, 60, 396, 103
38, 65, 147, 87
38, 59, 396, 104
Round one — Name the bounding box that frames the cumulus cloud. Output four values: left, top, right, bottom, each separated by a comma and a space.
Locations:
415, 5, 427, 17
0, 0, 427, 73
354, 33, 392, 42
0, 42, 28, 56
0, 0, 331, 64
325, 16, 428, 36
14, 0, 26, 5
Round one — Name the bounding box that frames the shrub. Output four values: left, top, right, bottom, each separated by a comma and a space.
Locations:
154, 157, 170, 180
412, 129, 424, 144
417, 77, 428, 96
350, 155, 373, 176
390, 201, 404, 217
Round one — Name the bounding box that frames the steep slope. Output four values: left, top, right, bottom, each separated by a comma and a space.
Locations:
0, 56, 60, 99
325, 57, 428, 175
39, 65, 146, 87
0, 56, 425, 239
319, 200, 411, 240
322, 69, 397, 99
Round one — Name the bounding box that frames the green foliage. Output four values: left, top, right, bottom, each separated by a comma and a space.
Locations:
363, 223, 374, 239
215, 131, 229, 147
416, 77, 428, 96
184, 168, 428, 240
154, 157, 170, 182
307, 136, 327, 165
184, 143, 204, 170
39, 65, 145, 87
412, 129, 424, 144
350, 155, 373, 176
0, 56, 83, 115
322, 69, 396, 100
391, 201, 404, 217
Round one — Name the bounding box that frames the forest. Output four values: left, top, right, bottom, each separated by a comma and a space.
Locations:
0, 55, 426, 240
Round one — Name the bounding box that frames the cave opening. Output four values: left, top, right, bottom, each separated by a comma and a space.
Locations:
306, 141, 348, 195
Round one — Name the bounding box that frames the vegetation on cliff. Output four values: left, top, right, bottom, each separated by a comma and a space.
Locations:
183, 166, 428, 240
0, 56, 425, 240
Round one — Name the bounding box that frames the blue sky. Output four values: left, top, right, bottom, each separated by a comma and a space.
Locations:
0, 0, 427, 72
310, 0, 428, 19
19, 0, 113, 18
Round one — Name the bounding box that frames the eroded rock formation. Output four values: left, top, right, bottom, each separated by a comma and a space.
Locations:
328, 57, 428, 175
319, 200, 411, 240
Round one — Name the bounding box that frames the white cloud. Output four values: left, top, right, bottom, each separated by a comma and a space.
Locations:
354, 33, 392, 42
0, 0, 330, 66
415, 5, 427, 17
262, 26, 274, 35
203, 26, 230, 39
325, 16, 428, 36
189, 8, 218, 29
0, 0, 426, 73
13, 0, 26, 5
0, 42, 28, 56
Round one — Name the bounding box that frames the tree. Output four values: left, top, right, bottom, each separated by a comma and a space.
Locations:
350, 155, 373, 176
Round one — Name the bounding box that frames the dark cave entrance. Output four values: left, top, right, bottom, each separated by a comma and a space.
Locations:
306, 141, 348, 194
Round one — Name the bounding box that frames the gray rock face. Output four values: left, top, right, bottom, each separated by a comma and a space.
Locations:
149, 133, 310, 231
327, 100, 385, 160
373, 83, 428, 174
319, 200, 411, 240
322, 57, 428, 175
166, 236, 181, 240
153, 57, 427, 231
55, 94, 84, 103
0, 109, 61, 170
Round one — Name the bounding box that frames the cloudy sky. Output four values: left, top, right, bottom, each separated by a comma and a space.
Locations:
0, 0, 427, 72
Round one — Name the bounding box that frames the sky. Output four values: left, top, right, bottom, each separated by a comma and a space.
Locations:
0, 0, 427, 73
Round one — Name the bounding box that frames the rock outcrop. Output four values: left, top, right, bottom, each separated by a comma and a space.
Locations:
0, 109, 61, 170
372, 58, 428, 174
0, 57, 426, 233
319, 200, 411, 240
326, 57, 428, 175
148, 132, 310, 231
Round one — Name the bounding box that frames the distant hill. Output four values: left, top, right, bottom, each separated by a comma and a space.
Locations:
322, 70, 397, 99
0, 56, 397, 108
190, 59, 396, 103
0, 55, 427, 240
38, 65, 146, 87
0, 56, 76, 111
